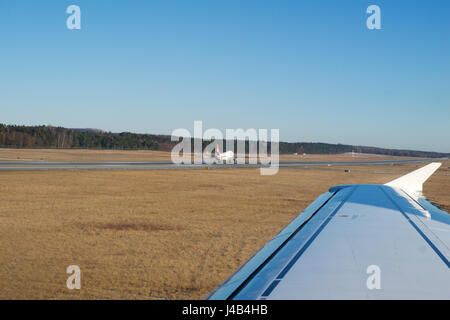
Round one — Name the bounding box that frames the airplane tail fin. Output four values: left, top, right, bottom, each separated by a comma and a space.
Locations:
216, 144, 221, 157
385, 162, 441, 199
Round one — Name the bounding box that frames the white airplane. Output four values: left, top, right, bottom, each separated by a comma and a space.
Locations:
208, 162, 450, 299
215, 144, 235, 163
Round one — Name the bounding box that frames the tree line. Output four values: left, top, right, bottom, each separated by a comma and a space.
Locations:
0, 124, 447, 158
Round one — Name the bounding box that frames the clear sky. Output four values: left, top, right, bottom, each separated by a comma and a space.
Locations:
0, 0, 449, 152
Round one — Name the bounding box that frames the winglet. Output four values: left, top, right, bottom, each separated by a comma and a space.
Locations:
385, 162, 441, 199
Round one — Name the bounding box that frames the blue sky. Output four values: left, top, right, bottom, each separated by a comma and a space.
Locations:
0, 0, 449, 152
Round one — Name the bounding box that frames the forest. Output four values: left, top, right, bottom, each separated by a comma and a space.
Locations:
0, 124, 447, 158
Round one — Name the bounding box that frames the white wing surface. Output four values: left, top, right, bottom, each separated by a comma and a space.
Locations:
208, 163, 450, 299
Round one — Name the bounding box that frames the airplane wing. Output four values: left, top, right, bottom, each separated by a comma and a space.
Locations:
208, 162, 450, 299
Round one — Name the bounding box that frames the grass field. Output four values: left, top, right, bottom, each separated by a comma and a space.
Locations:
0, 159, 448, 299
0, 148, 172, 162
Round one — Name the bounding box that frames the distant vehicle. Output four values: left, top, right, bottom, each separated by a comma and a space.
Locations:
215, 144, 235, 163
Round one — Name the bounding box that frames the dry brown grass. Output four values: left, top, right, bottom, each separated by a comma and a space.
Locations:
279, 153, 417, 162
0, 161, 448, 300
0, 148, 172, 162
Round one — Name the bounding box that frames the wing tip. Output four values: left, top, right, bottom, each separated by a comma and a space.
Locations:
385, 162, 442, 198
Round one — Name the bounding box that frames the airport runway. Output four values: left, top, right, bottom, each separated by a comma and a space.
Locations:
0, 158, 446, 171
